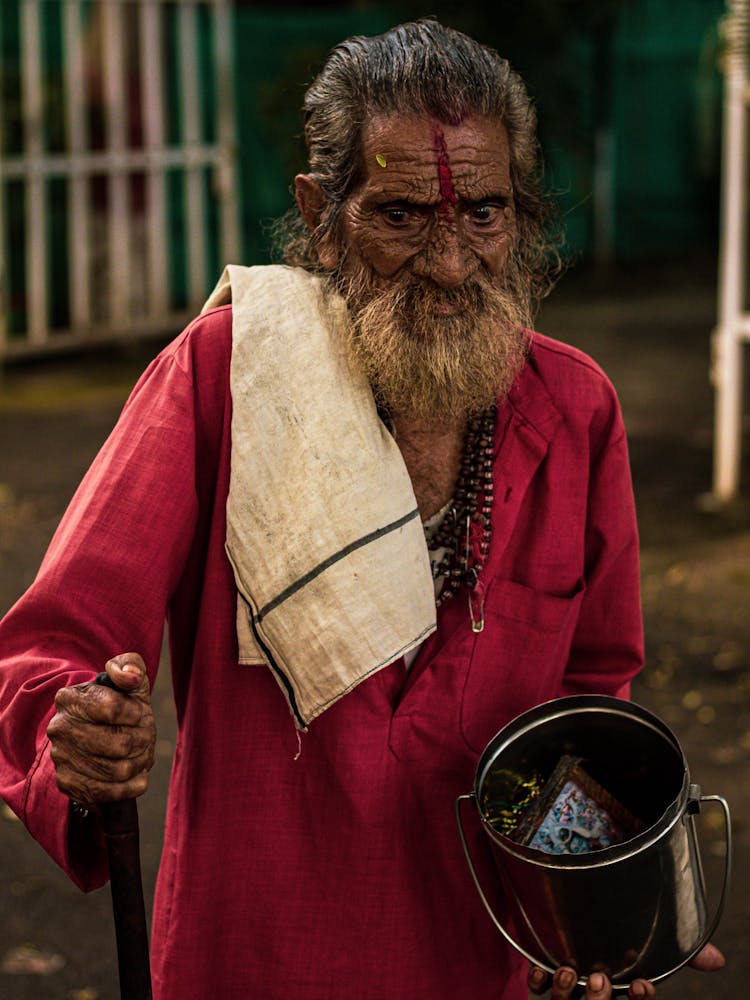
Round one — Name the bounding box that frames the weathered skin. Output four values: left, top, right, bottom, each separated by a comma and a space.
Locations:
46, 653, 155, 804
433, 127, 458, 218
296, 113, 517, 517
338, 113, 516, 286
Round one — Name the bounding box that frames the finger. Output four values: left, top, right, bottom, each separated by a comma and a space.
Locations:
528, 965, 550, 995
47, 701, 150, 748
53, 684, 144, 727
104, 653, 150, 697
75, 715, 154, 760
56, 765, 151, 805
628, 979, 655, 998
584, 972, 611, 998
81, 723, 155, 761
689, 943, 725, 971
550, 966, 582, 999
51, 741, 154, 783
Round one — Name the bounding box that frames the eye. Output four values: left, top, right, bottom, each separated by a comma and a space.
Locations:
468, 202, 503, 225
378, 203, 426, 231
384, 207, 409, 225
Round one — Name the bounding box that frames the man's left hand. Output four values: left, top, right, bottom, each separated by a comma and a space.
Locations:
527, 943, 725, 998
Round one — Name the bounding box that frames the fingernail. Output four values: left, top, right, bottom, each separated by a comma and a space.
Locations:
557, 969, 575, 989
530, 967, 546, 986
588, 972, 605, 993
121, 663, 140, 674
631, 982, 646, 997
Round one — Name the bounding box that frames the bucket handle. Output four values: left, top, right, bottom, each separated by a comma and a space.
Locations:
664, 790, 733, 972
455, 794, 561, 978
455, 790, 732, 993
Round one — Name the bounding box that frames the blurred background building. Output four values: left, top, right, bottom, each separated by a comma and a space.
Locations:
0, 0, 728, 355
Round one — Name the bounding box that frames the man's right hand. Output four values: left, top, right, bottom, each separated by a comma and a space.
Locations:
47, 653, 155, 806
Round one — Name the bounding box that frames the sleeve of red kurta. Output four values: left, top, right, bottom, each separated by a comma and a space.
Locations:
0, 347, 201, 891
559, 396, 644, 701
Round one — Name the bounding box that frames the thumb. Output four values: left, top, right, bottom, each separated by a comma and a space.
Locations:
103, 652, 150, 697
689, 943, 726, 971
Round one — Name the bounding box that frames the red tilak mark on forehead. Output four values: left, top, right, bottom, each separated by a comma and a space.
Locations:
433, 128, 457, 219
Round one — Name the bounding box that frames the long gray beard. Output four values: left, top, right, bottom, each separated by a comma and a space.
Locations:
337, 269, 531, 423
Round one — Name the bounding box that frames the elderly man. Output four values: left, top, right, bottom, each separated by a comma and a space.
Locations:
0, 18, 723, 1000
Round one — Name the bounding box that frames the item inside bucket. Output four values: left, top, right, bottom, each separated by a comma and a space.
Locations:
481, 755, 645, 854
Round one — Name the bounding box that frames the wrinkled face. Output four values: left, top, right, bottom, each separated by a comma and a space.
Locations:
340, 113, 515, 289
319, 112, 527, 423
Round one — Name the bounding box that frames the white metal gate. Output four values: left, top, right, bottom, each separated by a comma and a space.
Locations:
713, 0, 750, 501
0, 0, 239, 360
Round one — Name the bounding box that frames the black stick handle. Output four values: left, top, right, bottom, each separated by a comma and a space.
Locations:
95, 672, 153, 1000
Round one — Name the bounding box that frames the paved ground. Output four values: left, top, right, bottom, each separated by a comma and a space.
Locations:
0, 260, 747, 998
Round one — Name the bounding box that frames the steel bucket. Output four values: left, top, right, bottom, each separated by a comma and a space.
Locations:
456, 695, 731, 992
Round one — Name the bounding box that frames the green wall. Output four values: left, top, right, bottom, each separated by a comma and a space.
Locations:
613, 0, 724, 257
0, 0, 731, 337
231, 8, 396, 264
231, 1, 727, 264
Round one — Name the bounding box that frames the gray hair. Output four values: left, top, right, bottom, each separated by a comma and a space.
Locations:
274, 18, 561, 309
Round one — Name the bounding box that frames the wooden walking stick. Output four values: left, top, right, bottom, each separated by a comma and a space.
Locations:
95, 672, 153, 1000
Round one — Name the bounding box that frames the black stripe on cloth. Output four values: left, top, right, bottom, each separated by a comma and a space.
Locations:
255, 507, 421, 621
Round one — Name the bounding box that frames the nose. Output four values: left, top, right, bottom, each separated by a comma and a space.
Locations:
411, 222, 476, 289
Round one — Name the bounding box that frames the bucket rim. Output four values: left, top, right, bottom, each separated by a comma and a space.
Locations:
473, 694, 689, 867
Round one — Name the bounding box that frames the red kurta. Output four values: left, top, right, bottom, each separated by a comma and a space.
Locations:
0, 305, 643, 999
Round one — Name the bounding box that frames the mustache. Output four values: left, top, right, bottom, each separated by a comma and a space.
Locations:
346, 268, 524, 329
394, 275, 493, 312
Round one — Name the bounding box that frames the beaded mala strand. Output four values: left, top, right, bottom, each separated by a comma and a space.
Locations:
428, 404, 496, 624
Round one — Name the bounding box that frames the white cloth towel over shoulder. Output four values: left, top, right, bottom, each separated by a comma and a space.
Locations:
202, 265, 436, 728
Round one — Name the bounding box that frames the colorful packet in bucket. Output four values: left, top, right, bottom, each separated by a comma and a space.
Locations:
510, 755, 645, 854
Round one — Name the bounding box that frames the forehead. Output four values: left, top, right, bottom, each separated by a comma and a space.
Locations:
357, 113, 511, 200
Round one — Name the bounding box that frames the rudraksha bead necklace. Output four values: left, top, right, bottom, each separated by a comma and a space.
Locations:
428, 404, 496, 622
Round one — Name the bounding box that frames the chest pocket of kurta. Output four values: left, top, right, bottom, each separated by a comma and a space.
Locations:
460, 578, 585, 753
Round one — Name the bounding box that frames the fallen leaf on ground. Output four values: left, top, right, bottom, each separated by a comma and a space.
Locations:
682, 689, 703, 710
1, 944, 66, 975
685, 634, 712, 656
696, 705, 716, 725
664, 563, 689, 585
708, 745, 742, 766
703, 808, 728, 831
712, 642, 745, 671
644, 668, 671, 691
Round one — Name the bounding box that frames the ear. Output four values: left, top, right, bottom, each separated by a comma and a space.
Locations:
295, 174, 329, 231
294, 174, 340, 269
